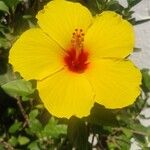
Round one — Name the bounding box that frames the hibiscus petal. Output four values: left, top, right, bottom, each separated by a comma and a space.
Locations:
85, 59, 141, 108
36, 0, 93, 50
9, 28, 64, 80
84, 11, 134, 59
37, 70, 94, 118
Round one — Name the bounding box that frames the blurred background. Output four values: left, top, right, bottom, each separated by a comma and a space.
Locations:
119, 0, 150, 69
119, 1, 150, 149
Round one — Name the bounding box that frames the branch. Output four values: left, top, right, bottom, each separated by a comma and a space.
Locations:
136, 93, 149, 118
16, 96, 29, 127
0, 138, 14, 150
113, 127, 148, 136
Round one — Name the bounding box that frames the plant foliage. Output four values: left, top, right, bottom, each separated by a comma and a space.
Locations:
0, 0, 150, 149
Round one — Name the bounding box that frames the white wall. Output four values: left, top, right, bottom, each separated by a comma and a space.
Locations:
119, 1, 150, 149
119, 0, 150, 69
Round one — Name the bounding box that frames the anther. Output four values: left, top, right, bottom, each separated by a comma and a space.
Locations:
80, 29, 83, 32
64, 28, 89, 73
71, 28, 85, 51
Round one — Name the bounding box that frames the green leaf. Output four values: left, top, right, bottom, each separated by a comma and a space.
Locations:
18, 136, 30, 145
29, 109, 39, 120
107, 0, 124, 12
9, 120, 22, 134
136, 134, 146, 144
42, 117, 67, 139
108, 142, 117, 150
0, 1, 9, 13
88, 103, 118, 126
22, 96, 30, 101
28, 141, 40, 150
116, 134, 131, 150
134, 47, 142, 52
130, 124, 148, 134
134, 18, 150, 25
127, 0, 142, 8
28, 109, 43, 135
8, 136, 18, 147
35, 104, 44, 110
0, 38, 11, 49
4, 0, 21, 13
122, 128, 133, 138
67, 116, 89, 150
0, 145, 4, 150
29, 118, 43, 134
0, 65, 15, 85
141, 69, 150, 91
1, 79, 35, 97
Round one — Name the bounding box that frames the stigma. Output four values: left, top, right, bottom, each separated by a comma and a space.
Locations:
64, 29, 89, 73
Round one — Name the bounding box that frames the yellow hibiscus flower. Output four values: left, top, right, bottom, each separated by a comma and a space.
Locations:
9, 0, 141, 118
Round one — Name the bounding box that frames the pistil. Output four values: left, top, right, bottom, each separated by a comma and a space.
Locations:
64, 29, 89, 73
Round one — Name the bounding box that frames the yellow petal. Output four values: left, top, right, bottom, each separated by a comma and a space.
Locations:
36, 0, 92, 49
9, 28, 64, 80
84, 11, 134, 59
85, 59, 141, 108
37, 70, 94, 118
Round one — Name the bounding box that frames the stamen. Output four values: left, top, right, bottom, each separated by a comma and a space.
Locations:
64, 28, 89, 73
71, 28, 84, 52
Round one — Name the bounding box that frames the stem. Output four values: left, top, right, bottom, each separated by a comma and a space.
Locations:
113, 127, 148, 136
12, 70, 29, 126
0, 138, 14, 150
135, 93, 149, 119
16, 96, 29, 127
91, 134, 95, 146
130, 129, 147, 136
114, 137, 131, 145
97, 135, 106, 150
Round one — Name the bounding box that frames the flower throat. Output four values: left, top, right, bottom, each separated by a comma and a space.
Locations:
64, 29, 89, 73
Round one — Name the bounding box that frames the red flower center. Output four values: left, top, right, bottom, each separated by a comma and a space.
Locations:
64, 29, 89, 73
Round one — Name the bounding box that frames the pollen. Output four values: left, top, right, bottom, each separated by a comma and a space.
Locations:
64, 29, 89, 73
71, 28, 84, 51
